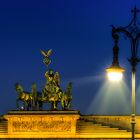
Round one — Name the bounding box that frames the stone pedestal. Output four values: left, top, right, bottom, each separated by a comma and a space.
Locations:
3, 110, 80, 138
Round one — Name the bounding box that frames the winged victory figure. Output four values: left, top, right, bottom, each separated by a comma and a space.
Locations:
40, 49, 52, 66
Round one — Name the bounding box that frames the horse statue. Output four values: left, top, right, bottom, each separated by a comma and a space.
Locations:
15, 83, 43, 110
30, 83, 43, 110
15, 83, 33, 110
61, 82, 72, 110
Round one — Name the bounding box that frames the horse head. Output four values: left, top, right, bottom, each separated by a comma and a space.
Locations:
65, 82, 72, 96
15, 83, 23, 94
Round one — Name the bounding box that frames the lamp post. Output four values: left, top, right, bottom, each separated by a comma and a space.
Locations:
106, 7, 140, 140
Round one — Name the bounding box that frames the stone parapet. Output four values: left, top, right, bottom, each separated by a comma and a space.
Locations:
3, 110, 80, 138
82, 115, 140, 133
1, 113, 140, 139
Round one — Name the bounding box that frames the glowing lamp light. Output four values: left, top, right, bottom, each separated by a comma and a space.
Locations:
107, 72, 123, 81
106, 66, 125, 82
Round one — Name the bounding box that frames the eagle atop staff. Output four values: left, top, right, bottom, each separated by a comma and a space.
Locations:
40, 49, 52, 67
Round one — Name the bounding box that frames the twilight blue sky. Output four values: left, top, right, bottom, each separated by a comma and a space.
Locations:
0, 0, 140, 115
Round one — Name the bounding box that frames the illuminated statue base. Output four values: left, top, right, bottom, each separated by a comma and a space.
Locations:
2, 112, 140, 139
2, 110, 80, 138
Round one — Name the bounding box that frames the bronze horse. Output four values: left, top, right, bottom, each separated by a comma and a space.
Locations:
61, 82, 72, 110
15, 83, 33, 110
15, 83, 43, 110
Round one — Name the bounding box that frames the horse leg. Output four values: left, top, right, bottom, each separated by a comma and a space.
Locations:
26, 103, 29, 111
16, 99, 19, 109
51, 102, 54, 110
31, 100, 34, 110
61, 99, 65, 110
54, 101, 57, 110
39, 101, 43, 110
24, 101, 28, 110
32, 100, 36, 110
67, 101, 71, 110
35, 100, 38, 110
28, 100, 32, 110
29, 101, 32, 110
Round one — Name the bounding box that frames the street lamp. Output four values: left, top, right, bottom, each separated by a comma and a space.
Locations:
106, 7, 140, 140
106, 37, 125, 81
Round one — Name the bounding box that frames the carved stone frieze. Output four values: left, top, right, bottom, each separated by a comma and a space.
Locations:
12, 119, 71, 132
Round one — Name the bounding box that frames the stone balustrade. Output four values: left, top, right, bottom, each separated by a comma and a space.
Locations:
82, 115, 140, 133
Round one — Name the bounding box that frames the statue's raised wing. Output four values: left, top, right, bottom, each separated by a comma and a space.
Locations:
47, 49, 52, 56
40, 49, 52, 57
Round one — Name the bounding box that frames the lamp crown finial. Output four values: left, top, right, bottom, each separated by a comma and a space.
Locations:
131, 6, 139, 17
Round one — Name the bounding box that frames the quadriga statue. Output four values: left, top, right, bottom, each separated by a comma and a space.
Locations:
15, 49, 73, 111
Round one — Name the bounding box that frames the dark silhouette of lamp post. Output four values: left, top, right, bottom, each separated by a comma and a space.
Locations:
106, 7, 140, 140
